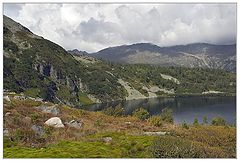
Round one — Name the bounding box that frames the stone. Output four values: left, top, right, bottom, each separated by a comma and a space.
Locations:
36, 105, 60, 115
66, 120, 83, 129
143, 131, 168, 136
35, 98, 43, 102
125, 121, 131, 125
5, 112, 11, 117
102, 137, 112, 143
3, 96, 10, 102
3, 128, 9, 136
44, 117, 64, 128
31, 125, 45, 136
13, 95, 26, 100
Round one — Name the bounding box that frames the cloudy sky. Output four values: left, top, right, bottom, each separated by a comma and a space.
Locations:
4, 3, 236, 52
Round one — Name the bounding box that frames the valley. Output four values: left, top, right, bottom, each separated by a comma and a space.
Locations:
2, 14, 237, 158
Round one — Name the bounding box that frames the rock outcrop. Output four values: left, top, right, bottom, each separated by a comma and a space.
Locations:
65, 120, 83, 129
31, 125, 45, 136
36, 105, 60, 115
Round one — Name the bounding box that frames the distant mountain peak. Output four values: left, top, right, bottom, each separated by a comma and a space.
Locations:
90, 42, 236, 71
68, 49, 89, 56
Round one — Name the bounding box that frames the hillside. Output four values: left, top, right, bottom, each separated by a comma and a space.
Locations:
3, 93, 236, 158
3, 15, 236, 107
90, 43, 236, 71
3, 15, 126, 105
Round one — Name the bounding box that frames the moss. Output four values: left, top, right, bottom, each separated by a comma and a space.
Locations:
24, 88, 41, 98
4, 132, 154, 158
78, 92, 94, 105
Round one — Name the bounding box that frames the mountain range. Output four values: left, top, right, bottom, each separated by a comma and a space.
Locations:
78, 42, 236, 71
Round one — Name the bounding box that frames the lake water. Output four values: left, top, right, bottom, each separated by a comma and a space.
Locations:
81, 97, 236, 124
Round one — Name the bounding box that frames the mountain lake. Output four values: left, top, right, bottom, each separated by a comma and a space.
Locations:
81, 96, 236, 124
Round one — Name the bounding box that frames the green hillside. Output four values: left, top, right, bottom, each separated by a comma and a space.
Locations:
3, 15, 236, 107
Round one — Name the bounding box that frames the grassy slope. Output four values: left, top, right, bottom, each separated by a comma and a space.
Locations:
3, 96, 236, 158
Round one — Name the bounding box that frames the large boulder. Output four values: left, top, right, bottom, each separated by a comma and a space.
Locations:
65, 120, 83, 129
44, 117, 64, 128
31, 125, 45, 136
36, 105, 60, 115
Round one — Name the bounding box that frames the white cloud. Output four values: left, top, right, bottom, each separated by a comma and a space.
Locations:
3, 3, 236, 52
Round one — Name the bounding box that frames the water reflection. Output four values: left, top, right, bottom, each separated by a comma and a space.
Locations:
81, 97, 236, 124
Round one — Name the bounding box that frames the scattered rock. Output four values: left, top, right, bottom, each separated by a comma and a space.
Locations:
202, 90, 224, 94
102, 137, 112, 143
44, 117, 65, 128
66, 120, 83, 129
3, 96, 11, 102
36, 105, 60, 115
5, 112, 11, 117
28, 97, 43, 102
35, 98, 43, 102
31, 125, 45, 136
143, 131, 168, 136
13, 95, 27, 100
125, 121, 131, 125
3, 128, 9, 136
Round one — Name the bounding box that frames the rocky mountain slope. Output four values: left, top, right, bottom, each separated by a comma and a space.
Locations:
3, 15, 126, 105
90, 43, 236, 71
3, 15, 236, 107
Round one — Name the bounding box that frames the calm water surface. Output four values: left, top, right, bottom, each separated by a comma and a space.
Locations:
81, 97, 236, 124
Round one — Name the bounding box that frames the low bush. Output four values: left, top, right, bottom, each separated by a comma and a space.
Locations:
202, 116, 208, 125
148, 115, 163, 127
182, 120, 189, 129
102, 104, 124, 117
151, 136, 226, 158
211, 117, 226, 126
160, 108, 173, 123
193, 118, 199, 126
132, 108, 150, 121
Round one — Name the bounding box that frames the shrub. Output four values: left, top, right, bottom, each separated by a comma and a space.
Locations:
102, 104, 124, 117
148, 115, 163, 127
160, 108, 173, 123
182, 120, 189, 129
202, 116, 208, 125
31, 113, 40, 123
193, 118, 199, 126
132, 108, 150, 121
151, 136, 226, 158
15, 129, 25, 141
211, 117, 226, 126
94, 119, 103, 127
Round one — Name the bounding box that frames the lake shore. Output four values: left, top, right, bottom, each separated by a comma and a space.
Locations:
3, 94, 236, 158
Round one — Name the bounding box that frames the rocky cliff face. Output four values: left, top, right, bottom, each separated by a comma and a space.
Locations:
3, 15, 126, 105
90, 43, 236, 71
